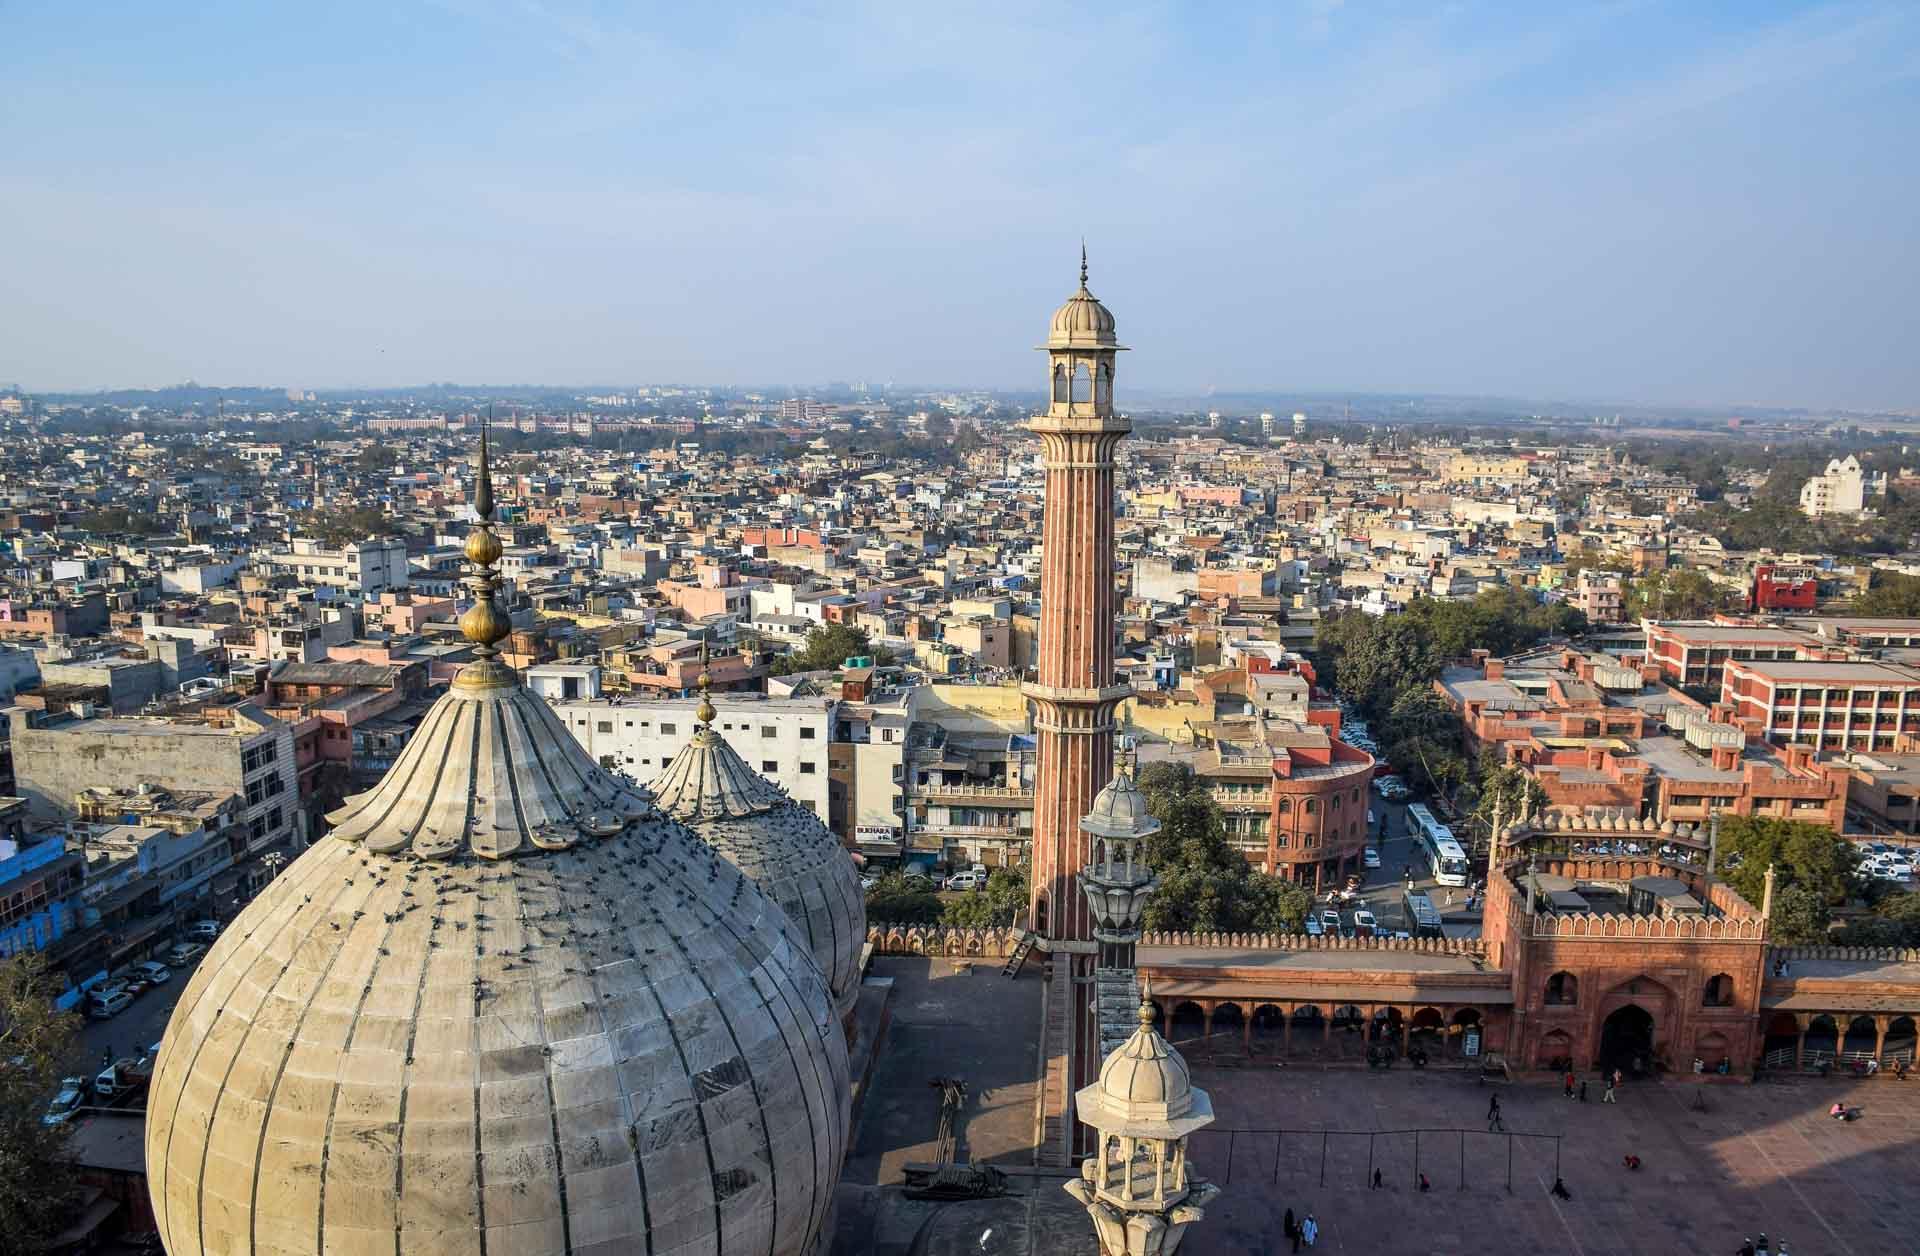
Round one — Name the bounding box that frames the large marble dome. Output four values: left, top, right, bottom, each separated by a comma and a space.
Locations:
649, 694, 866, 1019
143, 438, 849, 1256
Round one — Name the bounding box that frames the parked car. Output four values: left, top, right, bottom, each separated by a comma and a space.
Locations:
859, 875, 878, 891
165, 942, 207, 967
43, 1077, 88, 1125
132, 960, 173, 985
1363, 847, 1382, 869
1303, 916, 1325, 937
1318, 908, 1342, 932
183, 919, 221, 942
944, 871, 987, 892
87, 989, 134, 1020
1351, 909, 1378, 937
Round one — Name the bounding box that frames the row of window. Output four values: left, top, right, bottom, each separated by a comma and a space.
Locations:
584, 716, 817, 740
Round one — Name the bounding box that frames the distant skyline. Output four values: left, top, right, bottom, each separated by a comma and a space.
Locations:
3, 2, 1917, 409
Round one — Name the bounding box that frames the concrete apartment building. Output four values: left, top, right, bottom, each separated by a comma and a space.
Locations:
558, 694, 835, 819
1572, 569, 1626, 623
8, 701, 303, 858
260, 536, 410, 601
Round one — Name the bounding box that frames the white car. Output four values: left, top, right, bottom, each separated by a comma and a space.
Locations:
132, 961, 172, 985
944, 871, 986, 892
43, 1078, 88, 1126
1303, 917, 1325, 936
1363, 847, 1381, 869
1351, 909, 1378, 936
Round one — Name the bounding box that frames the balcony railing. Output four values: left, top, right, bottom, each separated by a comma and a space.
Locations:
917, 783, 1035, 801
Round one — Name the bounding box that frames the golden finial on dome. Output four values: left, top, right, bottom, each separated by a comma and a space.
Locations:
457, 407, 512, 681
1137, 978, 1155, 1028
1080, 239, 1089, 291
694, 638, 716, 726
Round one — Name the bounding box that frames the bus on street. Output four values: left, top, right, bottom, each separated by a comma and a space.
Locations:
1407, 803, 1471, 887
1403, 889, 1444, 938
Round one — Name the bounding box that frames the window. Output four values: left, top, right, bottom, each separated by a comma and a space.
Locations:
762, 760, 777, 773
661, 723, 678, 736
1304, 799, 1318, 815
1544, 972, 1578, 1006
800, 726, 817, 740
761, 726, 776, 738
1702, 974, 1735, 1007
800, 762, 817, 775
596, 721, 613, 734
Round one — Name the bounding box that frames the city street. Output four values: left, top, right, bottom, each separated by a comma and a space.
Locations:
74, 955, 203, 1070
1342, 791, 1481, 937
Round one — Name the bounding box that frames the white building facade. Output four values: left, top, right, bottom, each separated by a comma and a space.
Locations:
557, 695, 836, 819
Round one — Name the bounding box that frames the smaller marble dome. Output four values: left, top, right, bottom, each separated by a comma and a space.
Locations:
1047, 247, 1120, 350
1078, 997, 1214, 1138
651, 697, 866, 1017
1080, 769, 1161, 843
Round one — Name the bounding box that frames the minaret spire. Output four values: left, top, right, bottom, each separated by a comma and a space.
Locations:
1080, 239, 1089, 290
456, 408, 511, 683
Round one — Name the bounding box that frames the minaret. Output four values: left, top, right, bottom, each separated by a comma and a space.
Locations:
1027, 248, 1133, 945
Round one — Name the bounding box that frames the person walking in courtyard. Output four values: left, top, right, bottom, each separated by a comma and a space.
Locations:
1579, 1079, 1589, 1102
1488, 1094, 1500, 1121
1372, 1168, 1382, 1189
1564, 1069, 1576, 1098
1613, 1067, 1624, 1089
1301, 1213, 1318, 1247
1603, 1075, 1617, 1103
1550, 1177, 1572, 1200
1284, 1208, 1298, 1251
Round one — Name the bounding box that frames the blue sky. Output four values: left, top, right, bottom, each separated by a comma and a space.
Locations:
2, 1, 1916, 408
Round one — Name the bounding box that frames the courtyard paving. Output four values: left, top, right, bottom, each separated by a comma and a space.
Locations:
1180, 1063, 1920, 1255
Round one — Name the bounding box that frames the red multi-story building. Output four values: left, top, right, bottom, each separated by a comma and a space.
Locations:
1720, 657, 1920, 754
1750, 564, 1818, 612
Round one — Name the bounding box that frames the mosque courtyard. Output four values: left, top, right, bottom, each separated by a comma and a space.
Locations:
840, 957, 1920, 1255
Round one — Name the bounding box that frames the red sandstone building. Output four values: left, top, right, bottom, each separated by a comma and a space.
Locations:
1124, 824, 1918, 1077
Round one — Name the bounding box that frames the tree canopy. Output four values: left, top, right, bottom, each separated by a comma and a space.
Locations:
1851, 572, 1920, 618
768, 622, 895, 675
1624, 568, 1735, 620
864, 872, 942, 925
1713, 815, 1860, 943
1135, 764, 1314, 934
942, 865, 1029, 928
0, 953, 80, 1246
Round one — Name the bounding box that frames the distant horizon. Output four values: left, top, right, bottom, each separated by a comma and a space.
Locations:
12, 377, 1916, 421
4, 5, 1916, 410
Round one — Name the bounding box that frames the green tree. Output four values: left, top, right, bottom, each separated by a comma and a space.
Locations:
1769, 884, 1832, 945
865, 873, 943, 925
1838, 891, 1920, 947
75, 506, 167, 536
942, 866, 1029, 927
0, 953, 81, 1246
769, 623, 895, 676
1715, 815, 1861, 910
1851, 573, 1920, 617
355, 443, 400, 471
1625, 569, 1732, 620
1134, 764, 1310, 933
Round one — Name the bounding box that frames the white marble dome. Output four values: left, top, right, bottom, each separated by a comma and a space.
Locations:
144, 668, 849, 1251
650, 713, 866, 1018
1047, 250, 1119, 350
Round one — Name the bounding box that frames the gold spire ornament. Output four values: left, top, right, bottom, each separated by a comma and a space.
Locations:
694, 638, 717, 729
457, 410, 513, 688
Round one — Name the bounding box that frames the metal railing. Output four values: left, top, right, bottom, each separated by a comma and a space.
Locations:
1191, 1126, 1562, 1193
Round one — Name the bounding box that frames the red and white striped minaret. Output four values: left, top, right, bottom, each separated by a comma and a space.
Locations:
1027, 247, 1132, 945
1025, 252, 1134, 1159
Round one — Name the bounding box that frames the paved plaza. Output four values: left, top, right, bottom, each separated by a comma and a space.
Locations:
1181, 1063, 1920, 1255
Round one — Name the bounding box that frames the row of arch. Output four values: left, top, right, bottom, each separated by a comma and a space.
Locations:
1762, 1012, 1917, 1068
1152, 999, 1486, 1059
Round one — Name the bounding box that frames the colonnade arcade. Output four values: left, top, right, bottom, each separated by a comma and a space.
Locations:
1759, 1011, 1918, 1072
1150, 997, 1496, 1061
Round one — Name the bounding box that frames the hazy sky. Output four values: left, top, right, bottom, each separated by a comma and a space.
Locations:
2, 2, 1916, 409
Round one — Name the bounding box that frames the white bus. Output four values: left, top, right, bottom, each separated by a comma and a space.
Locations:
1407, 803, 1471, 888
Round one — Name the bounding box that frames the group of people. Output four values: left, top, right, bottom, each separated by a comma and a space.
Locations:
1736, 1236, 1789, 1255
1559, 1067, 1622, 1103
1281, 1208, 1318, 1250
